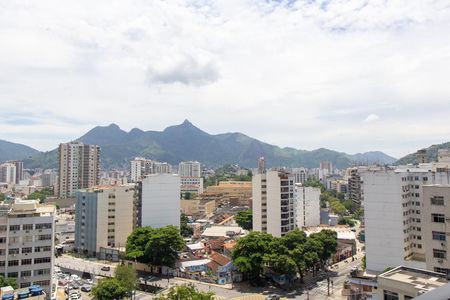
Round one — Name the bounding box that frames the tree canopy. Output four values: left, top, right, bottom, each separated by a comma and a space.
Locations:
91, 278, 127, 300
235, 209, 252, 230
232, 229, 337, 281
126, 225, 185, 267
114, 264, 138, 294
154, 284, 215, 300
27, 187, 54, 203
180, 213, 194, 237
0, 276, 17, 289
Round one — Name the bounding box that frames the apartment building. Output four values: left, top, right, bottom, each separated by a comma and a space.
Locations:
178, 161, 201, 178
347, 167, 364, 206
180, 177, 204, 195
74, 184, 135, 257
253, 170, 296, 237
130, 157, 172, 182
137, 174, 180, 228
291, 168, 308, 184
363, 165, 450, 273
58, 142, 100, 198
295, 184, 321, 228
0, 199, 55, 294
422, 184, 450, 278
41, 170, 58, 188
0, 163, 16, 185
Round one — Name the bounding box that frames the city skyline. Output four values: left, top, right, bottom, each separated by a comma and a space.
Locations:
1, 1, 450, 157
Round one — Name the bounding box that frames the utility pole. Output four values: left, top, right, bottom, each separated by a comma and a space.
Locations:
327, 269, 330, 296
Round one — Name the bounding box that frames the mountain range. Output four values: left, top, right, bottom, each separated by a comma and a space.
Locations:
2, 120, 398, 169
396, 142, 450, 165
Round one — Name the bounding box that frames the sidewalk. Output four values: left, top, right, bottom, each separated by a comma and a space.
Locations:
172, 277, 233, 290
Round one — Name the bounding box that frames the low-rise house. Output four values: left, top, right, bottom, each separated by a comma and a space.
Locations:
202, 226, 246, 239
178, 259, 211, 280
186, 242, 206, 257
207, 252, 241, 284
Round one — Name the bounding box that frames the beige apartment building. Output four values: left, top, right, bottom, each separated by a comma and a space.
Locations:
58, 142, 100, 198
180, 199, 216, 219
253, 171, 296, 237
74, 184, 135, 258
0, 199, 56, 295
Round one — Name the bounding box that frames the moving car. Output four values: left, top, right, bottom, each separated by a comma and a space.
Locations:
100, 266, 110, 271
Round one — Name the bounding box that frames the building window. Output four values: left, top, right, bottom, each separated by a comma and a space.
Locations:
20, 282, 31, 288
21, 259, 32, 265
9, 225, 20, 231
35, 223, 52, 230
8, 260, 19, 266
7, 272, 18, 278
433, 231, 446, 241
23, 224, 33, 230
434, 267, 449, 275
433, 249, 447, 259
383, 290, 399, 300
418, 244, 422, 249
8, 248, 19, 255
37, 234, 52, 240
432, 214, 446, 223
34, 257, 51, 264
431, 196, 445, 206
34, 268, 51, 276
21, 270, 31, 277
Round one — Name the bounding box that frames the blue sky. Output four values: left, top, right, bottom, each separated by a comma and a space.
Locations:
1, 0, 450, 157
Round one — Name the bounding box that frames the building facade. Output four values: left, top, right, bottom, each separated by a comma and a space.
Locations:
0, 163, 16, 184
363, 165, 450, 273
130, 157, 172, 182
253, 171, 295, 237
74, 184, 135, 257
178, 161, 201, 178
139, 174, 180, 228
295, 184, 321, 228
0, 199, 55, 294
58, 142, 100, 198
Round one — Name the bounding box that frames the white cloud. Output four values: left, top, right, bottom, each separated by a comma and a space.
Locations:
364, 114, 380, 123
0, 0, 449, 158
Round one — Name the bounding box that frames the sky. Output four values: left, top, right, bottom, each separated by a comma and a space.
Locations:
1, 0, 450, 158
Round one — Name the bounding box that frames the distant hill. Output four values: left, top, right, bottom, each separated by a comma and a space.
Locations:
22, 120, 397, 170
396, 142, 450, 165
0, 139, 40, 162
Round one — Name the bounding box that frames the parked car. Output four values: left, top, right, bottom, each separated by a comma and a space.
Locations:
80, 285, 92, 292
100, 266, 110, 271
266, 295, 280, 300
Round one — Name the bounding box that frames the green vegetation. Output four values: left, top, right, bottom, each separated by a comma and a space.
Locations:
91, 278, 127, 300
182, 192, 196, 200
0, 276, 18, 289
338, 216, 356, 227
235, 209, 252, 230
114, 264, 138, 295
27, 187, 54, 203
180, 213, 193, 237
204, 165, 252, 187
0, 193, 5, 201
303, 178, 325, 192
154, 284, 215, 300
126, 225, 185, 267
232, 229, 337, 281
362, 255, 366, 271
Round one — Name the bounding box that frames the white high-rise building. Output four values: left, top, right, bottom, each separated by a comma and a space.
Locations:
253, 170, 296, 237
292, 168, 308, 184
0, 163, 16, 184
130, 158, 172, 182
178, 161, 201, 178
295, 184, 321, 228
139, 174, 180, 228
58, 142, 100, 198
0, 199, 55, 294
363, 164, 450, 273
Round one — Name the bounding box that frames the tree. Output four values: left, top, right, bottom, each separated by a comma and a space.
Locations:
144, 225, 185, 267
154, 284, 215, 300
338, 216, 356, 227
180, 214, 193, 237
27, 187, 54, 203
0, 276, 17, 289
282, 229, 307, 251
126, 226, 154, 262
114, 264, 138, 295
232, 231, 273, 279
235, 210, 252, 230
310, 229, 338, 266
304, 178, 325, 192
362, 255, 366, 271
263, 238, 296, 276
183, 192, 196, 200
91, 278, 127, 300
0, 193, 5, 202
329, 198, 347, 216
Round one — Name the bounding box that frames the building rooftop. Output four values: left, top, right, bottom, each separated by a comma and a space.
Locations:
202, 226, 244, 238
380, 266, 448, 292
304, 226, 356, 240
